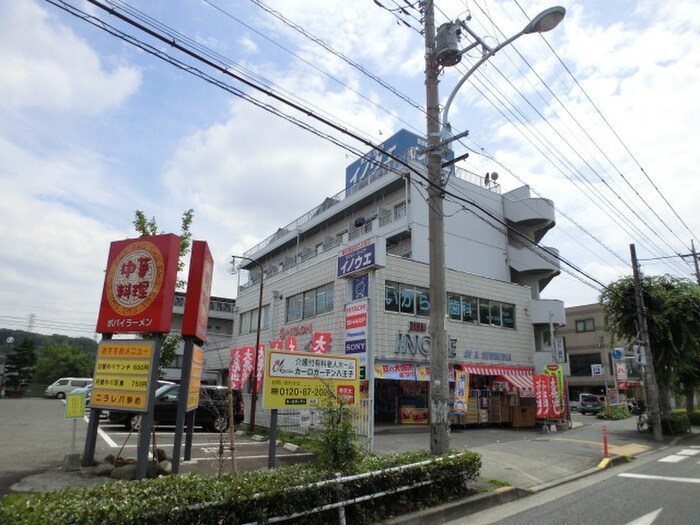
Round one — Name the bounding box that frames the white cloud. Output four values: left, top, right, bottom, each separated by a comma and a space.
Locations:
0, 1, 141, 114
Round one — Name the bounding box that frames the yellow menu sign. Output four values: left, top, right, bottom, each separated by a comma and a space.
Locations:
90, 340, 155, 412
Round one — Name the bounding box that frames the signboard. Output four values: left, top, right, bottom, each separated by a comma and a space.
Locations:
615, 361, 627, 381
554, 336, 566, 363
90, 340, 155, 411
345, 129, 426, 190
345, 300, 368, 355
611, 347, 624, 361
591, 364, 604, 377
352, 274, 369, 300
65, 393, 86, 419
96, 234, 180, 333
263, 350, 359, 409
187, 346, 204, 411
337, 238, 386, 278
181, 241, 213, 343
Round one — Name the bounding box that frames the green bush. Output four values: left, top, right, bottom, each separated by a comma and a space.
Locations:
0, 452, 481, 525
662, 412, 691, 435
596, 405, 631, 420
689, 411, 700, 426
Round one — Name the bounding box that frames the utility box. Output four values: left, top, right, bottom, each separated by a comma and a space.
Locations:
435, 22, 462, 67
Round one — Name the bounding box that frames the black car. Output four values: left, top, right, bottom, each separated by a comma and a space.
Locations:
108, 384, 244, 432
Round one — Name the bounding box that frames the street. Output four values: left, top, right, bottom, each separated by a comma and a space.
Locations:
448, 436, 700, 525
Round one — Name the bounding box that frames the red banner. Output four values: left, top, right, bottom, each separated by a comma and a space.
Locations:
534, 374, 562, 419
311, 332, 332, 354
255, 345, 265, 393
229, 347, 255, 390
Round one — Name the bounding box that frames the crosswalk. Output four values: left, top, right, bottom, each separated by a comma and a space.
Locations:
618, 446, 700, 485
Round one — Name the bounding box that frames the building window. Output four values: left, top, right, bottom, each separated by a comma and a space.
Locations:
238, 304, 270, 335
286, 283, 334, 322
570, 353, 602, 376
387, 282, 513, 328
576, 319, 595, 332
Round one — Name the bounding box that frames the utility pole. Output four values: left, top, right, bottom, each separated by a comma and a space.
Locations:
424, 0, 450, 454
630, 244, 662, 442
691, 240, 700, 285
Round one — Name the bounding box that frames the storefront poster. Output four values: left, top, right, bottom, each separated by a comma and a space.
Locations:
453, 370, 469, 415
374, 362, 416, 380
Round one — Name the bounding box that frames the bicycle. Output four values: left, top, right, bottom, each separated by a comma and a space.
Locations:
637, 412, 650, 432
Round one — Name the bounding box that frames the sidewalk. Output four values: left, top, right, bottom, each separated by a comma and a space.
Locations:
7, 416, 697, 520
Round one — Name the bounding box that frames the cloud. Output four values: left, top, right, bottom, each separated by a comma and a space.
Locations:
0, 1, 141, 114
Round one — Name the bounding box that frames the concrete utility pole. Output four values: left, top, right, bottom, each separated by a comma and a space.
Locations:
630, 244, 662, 442
424, 0, 451, 455
691, 240, 700, 285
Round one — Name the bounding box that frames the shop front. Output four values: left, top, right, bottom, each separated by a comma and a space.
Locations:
373, 361, 537, 428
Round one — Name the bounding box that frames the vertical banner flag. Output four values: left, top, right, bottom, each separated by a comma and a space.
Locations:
453, 370, 469, 415
230, 347, 255, 390
544, 364, 565, 415
534, 374, 559, 419
256, 345, 265, 393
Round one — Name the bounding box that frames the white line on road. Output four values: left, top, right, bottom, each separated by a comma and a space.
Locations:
618, 473, 700, 484
658, 455, 688, 463
623, 508, 662, 525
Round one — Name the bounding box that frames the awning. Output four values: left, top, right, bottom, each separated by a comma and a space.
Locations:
460, 364, 533, 376
496, 374, 534, 392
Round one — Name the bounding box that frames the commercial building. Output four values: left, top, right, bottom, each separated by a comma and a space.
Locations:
232, 130, 565, 428
560, 302, 643, 406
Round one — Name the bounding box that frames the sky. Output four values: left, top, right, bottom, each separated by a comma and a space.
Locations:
1, 0, 699, 339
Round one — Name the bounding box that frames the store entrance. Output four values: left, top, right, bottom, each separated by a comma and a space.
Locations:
375, 380, 399, 423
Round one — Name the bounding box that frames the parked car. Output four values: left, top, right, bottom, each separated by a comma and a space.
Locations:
44, 377, 93, 399
108, 383, 244, 432
578, 393, 604, 415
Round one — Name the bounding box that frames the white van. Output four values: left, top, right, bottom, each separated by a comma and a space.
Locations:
44, 377, 93, 399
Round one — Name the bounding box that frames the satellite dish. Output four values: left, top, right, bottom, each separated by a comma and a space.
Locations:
354, 217, 366, 228
491, 172, 499, 181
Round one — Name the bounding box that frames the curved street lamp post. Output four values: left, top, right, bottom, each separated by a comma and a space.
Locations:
424, 2, 565, 454
230, 255, 264, 434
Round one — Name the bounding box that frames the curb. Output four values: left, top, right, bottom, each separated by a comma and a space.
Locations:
381, 486, 530, 525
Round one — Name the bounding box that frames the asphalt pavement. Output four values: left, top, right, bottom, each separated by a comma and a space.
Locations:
2, 398, 697, 523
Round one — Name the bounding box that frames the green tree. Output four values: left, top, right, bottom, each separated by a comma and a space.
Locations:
600, 275, 700, 415
5, 338, 37, 390
133, 209, 194, 371
33, 343, 95, 385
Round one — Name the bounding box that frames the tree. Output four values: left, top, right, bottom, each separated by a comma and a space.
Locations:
601, 275, 700, 415
133, 209, 195, 371
33, 343, 95, 385
5, 338, 37, 390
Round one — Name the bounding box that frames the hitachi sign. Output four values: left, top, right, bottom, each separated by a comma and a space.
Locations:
394, 332, 456, 357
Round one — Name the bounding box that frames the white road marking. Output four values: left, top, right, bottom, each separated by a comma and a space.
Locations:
658, 455, 687, 463
676, 449, 699, 456
618, 473, 700, 484
623, 508, 662, 525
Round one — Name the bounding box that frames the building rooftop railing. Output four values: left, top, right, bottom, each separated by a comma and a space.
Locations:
242, 147, 499, 260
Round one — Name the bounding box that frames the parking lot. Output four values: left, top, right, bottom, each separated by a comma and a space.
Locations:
0, 398, 313, 495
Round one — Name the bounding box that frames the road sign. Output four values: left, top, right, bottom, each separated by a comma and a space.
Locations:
611, 348, 624, 361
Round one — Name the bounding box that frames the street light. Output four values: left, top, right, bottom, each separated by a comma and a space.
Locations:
229, 255, 264, 433
423, 2, 565, 454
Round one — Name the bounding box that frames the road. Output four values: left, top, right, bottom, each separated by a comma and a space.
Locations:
449, 435, 700, 525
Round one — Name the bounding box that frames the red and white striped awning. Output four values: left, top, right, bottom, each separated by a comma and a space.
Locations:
496, 374, 534, 392
460, 364, 533, 376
